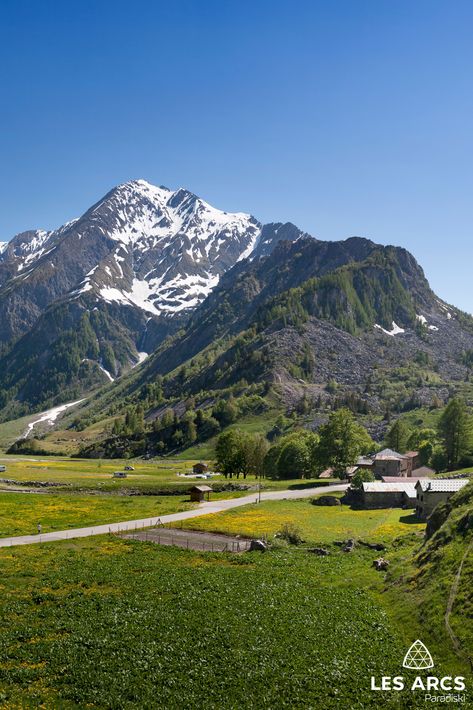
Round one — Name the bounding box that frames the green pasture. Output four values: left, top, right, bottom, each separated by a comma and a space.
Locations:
0, 536, 437, 709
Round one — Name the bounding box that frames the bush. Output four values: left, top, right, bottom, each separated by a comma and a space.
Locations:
351, 469, 375, 489
275, 524, 304, 545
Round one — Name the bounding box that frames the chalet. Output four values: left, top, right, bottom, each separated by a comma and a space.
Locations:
319, 468, 334, 479
193, 462, 209, 475
415, 479, 469, 520
190, 485, 212, 502
361, 480, 419, 508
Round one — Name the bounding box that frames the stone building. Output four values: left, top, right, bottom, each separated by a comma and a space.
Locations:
361, 481, 419, 508
415, 479, 469, 520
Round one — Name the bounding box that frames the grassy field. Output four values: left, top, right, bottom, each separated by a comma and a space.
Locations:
0, 454, 338, 496
0, 535, 439, 709
181, 497, 425, 543
0, 493, 195, 537
0, 489, 470, 708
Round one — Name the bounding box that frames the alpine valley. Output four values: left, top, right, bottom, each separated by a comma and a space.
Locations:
2, 178, 473, 456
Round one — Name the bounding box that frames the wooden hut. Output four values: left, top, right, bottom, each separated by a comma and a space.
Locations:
190, 485, 212, 502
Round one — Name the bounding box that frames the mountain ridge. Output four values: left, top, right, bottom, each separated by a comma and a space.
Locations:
1, 179, 473, 449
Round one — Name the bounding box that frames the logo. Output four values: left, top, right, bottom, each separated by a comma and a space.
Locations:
403, 640, 434, 670
370, 640, 466, 701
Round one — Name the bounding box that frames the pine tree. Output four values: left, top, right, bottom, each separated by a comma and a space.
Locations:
385, 419, 411, 453
438, 398, 472, 469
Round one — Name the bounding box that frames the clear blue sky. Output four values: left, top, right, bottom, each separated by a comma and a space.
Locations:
1, 1, 472, 310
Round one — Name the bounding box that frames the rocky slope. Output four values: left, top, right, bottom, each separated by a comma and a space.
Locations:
50, 232, 473, 459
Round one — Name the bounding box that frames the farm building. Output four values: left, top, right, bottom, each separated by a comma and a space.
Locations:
381, 471, 434, 484
190, 485, 212, 502
404, 451, 421, 470
361, 481, 420, 508
372, 449, 412, 478
356, 456, 374, 470
319, 468, 334, 479
415, 479, 469, 520
193, 462, 209, 475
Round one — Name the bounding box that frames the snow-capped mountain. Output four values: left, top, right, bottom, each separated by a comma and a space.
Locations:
0, 180, 303, 416
0, 180, 262, 324
70, 180, 262, 315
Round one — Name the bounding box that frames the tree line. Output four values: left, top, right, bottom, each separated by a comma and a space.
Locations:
384, 397, 473, 471
216, 408, 373, 479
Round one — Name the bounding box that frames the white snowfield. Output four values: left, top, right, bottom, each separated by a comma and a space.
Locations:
374, 321, 405, 336
23, 399, 86, 438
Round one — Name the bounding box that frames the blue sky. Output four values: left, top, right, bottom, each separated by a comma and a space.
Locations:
1, 0, 472, 310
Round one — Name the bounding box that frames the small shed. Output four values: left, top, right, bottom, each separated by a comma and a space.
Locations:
193, 462, 209, 475
190, 485, 212, 502
113, 471, 127, 479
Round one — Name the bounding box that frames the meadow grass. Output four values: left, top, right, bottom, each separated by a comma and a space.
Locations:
181, 498, 425, 543
0, 454, 337, 494
0, 536, 436, 709
0, 493, 194, 537
0, 415, 39, 451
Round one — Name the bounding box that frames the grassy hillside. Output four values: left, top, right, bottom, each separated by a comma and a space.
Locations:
386, 482, 473, 673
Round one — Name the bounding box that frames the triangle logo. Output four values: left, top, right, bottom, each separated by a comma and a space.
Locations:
402, 640, 434, 670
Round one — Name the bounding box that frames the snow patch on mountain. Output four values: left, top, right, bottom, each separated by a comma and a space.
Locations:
72, 179, 262, 315
97, 363, 114, 382
374, 321, 405, 336
23, 398, 86, 438
133, 352, 149, 367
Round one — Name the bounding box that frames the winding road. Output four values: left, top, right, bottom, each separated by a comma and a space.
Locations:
0, 483, 347, 548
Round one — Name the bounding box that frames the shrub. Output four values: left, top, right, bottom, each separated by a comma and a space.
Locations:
275, 524, 304, 545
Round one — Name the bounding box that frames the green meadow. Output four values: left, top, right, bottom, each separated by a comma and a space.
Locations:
0, 533, 438, 710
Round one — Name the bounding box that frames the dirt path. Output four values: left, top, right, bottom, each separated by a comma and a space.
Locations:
0, 483, 347, 548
